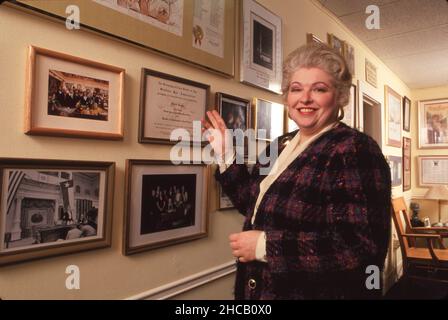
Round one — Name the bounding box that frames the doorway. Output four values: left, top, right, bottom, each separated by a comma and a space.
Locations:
361, 95, 382, 147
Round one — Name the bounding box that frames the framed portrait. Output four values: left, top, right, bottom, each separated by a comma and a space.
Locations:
240, 0, 282, 94
403, 137, 411, 191
343, 41, 355, 75
385, 85, 402, 148
418, 156, 448, 187
418, 98, 448, 149
341, 84, 356, 128
387, 155, 402, 187
306, 33, 324, 44
123, 160, 208, 255
403, 96, 411, 132
138, 68, 210, 145
0, 158, 114, 266
365, 58, 377, 88
327, 33, 345, 56
252, 98, 285, 142
8, 0, 235, 76
24, 46, 125, 140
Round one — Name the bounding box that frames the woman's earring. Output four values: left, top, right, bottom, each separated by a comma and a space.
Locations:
337, 107, 345, 120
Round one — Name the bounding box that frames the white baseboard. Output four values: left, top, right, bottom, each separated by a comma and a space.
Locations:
126, 260, 237, 300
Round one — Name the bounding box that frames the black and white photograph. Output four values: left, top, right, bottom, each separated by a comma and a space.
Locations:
253, 98, 284, 142
0, 159, 114, 266
124, 160, 208, 255
216, 92, 250, 131
48, 70, 109, 121
252, 18, 274, 70
140, 174, 196, 234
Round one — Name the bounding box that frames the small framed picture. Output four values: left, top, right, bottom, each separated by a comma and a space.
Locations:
387, 155, 402, 187
327, 33, 345, 56
0, 158, 115, 266
306, 33, 323, 44
343, 41, 355, 75
418, 98, 448, 149
423, 217, 431, 228
418, 156, 448, 187
365, 58, 377, 88
138, 68, 210, 145
123, 160, 209, 255
385, 85, 402, 148
217, 185, 234, 210
240, 0, 282, 94
403, 137, 411, 191
403, 96, 411, 132
216, 93, 250, 131
252, 98, 285, 142
341, 84, 356, 128
24, 46, 125, 140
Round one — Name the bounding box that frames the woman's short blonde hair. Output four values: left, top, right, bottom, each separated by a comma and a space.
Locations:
282, 43, 352, 113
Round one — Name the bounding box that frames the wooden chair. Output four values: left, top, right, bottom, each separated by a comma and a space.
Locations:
391, 197, 448, 284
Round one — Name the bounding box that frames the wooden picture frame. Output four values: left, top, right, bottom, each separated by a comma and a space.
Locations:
123, 159, 209, 255
138, 68, 210, 145
403, 96, 411, 132
403, 137, 411, 191
240, 0, 282, 94
343, 41, 355, 76
418, 98, 448, 149
385, 85, 402, 148
0, 158, 114, 266
418, 156, 448, 187
24, 46, 125, 140
9, 0, 235, 76
306, 33, 323, 44
327, 33, 345, 56
252, 98, 285, 142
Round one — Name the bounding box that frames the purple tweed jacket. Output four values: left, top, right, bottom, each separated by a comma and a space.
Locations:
215, 122, 391, 299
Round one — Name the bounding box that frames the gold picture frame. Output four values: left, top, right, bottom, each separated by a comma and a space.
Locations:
24, 46, 125, 140
385, 85, 402, 148
9, 0, 235, 76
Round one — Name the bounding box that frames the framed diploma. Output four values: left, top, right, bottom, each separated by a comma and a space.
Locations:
418, 156, 448, 187
240, 0, 282, 94
138, 68, 210, 144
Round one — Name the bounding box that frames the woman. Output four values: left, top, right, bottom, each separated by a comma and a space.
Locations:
202, 43, 391, 299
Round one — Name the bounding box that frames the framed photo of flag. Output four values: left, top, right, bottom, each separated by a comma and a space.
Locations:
0, 158, 115, 266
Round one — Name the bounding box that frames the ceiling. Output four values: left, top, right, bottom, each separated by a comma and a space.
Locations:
318, 0, 448, 89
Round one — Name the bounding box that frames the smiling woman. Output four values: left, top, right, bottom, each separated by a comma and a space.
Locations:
203, 43, 392, 300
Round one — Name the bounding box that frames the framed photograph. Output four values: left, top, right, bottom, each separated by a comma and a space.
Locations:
123, 160, 208, 255
403, 137, 411, 191
327, 33, 345, 56
24, 46, 125, 139
418, 98, 448, 148
241, 0, 282, 94
138, 68, 210, 144
387, 155, 402, 187
343, 41, 355, 75
385, 85, 402, 148
403, 96, 411, 132
423, 217, 431, 228
365, 58, 377, 88
218, 185, 234, 210
341, 84, 356, 128
9, 0, 235, 76
252, 98, 285, 142
418, 156, 448, 187
306, 33, 323, 44
0, 158, 114, 266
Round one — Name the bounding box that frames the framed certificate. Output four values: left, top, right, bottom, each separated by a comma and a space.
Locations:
240, 0, 282, 94
138, 68, 210, 144
418, 156, 448, 187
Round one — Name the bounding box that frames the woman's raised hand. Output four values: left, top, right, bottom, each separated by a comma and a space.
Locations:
201, 110, 233, 162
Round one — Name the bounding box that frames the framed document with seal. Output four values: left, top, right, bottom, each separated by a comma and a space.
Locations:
138, 68, 210, 144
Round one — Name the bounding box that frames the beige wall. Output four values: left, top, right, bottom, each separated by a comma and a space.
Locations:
0, 0, 417, 299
